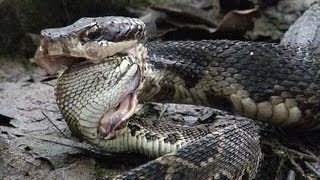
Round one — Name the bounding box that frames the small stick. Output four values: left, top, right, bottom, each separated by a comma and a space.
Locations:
41, 110, 68, 138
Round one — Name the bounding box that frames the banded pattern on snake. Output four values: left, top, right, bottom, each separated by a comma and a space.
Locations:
34, 15, 319, 179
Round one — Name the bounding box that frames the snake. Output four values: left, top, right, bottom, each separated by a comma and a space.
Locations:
34, 16, 320, 179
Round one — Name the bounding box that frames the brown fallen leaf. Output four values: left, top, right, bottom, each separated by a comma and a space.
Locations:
212, 6, 260, 37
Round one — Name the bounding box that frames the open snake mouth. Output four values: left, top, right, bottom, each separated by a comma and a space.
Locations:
35, 38, 139, 75
98, 68, 140, 139
35, 17, 147, 139
35, 17, 146, 75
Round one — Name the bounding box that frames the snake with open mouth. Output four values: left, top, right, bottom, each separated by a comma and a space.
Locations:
34, 15, 319, 179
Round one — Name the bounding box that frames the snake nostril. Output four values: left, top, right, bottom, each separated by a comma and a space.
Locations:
115, 103, 121, 110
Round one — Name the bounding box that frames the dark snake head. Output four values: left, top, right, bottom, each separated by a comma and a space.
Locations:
35, 16, 147, 74
35, 16, 148, 141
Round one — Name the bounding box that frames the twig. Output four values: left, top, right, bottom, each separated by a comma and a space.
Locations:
300, 149, 319, 160
157, 105, 168, 120
41, 110, 68, 138
262, 140, 318, 161
25, 134, 99, 154
1, 126, 106, 157
262, 139, 320, 178
279, 145, 319, 161
288, 155, 306, 176
305, 162, 320, 177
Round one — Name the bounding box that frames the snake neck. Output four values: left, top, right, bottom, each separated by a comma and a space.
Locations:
139, 40, 320, 127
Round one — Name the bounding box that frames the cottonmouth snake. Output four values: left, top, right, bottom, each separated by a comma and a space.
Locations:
34, 16, 319, 179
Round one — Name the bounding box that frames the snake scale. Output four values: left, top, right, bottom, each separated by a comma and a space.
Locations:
34, 16, 319, 179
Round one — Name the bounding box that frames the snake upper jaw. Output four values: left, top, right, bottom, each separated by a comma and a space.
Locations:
34, 17, 146, 75
35, 39, 139, 75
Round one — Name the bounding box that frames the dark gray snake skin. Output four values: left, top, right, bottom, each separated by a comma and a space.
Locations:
144, 40, 320, 128
112, 112, 261, 179
34, 14, 320, 179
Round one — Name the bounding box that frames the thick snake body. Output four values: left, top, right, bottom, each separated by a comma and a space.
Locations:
114, 114, 261, 179
34, 16, 319, 179
144, 40, 320, 128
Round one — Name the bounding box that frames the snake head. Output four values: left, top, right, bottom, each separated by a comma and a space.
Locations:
35, 16, 148, 141
35, 16, 147, 75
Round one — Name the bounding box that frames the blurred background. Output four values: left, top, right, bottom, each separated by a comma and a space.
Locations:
0, 0, 317, 57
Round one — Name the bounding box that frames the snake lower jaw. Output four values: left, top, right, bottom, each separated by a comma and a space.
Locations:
98, 77, 139, 140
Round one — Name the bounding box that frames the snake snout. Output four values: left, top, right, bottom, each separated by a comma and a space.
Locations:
35, 16, 146, 75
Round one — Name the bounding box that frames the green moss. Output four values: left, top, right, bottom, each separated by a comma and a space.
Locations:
27, 57, 35, 64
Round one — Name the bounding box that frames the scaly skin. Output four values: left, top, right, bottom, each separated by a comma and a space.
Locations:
34, 16, 320, 179
113, 114, 261, 180
55, 55, 262, 179
142, 40, 320, 129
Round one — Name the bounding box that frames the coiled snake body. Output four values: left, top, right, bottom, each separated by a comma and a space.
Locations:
34, 16, 320, 179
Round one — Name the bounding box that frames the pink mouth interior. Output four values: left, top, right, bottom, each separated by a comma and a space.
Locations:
98, 93, 133, 138
36, 56, 81, 75
98, 72, 140, 139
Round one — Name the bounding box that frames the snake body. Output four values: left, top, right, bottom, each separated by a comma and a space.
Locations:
34, 16, 319, 179
144, 40, 320, 128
